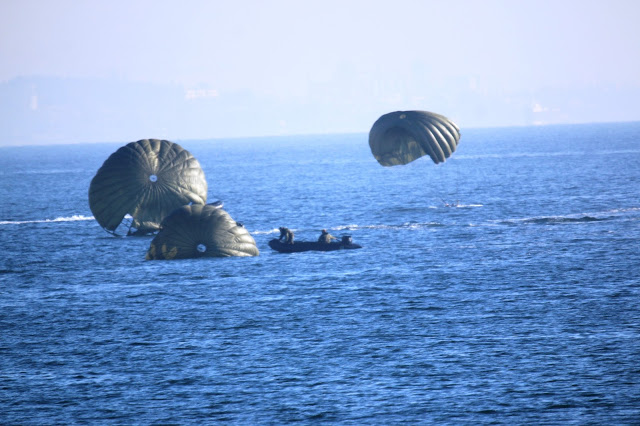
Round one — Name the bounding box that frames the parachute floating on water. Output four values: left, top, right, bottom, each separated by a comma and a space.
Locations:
146, 204, 259, 259
89, 139, 207, 236
368, 110, 461, 166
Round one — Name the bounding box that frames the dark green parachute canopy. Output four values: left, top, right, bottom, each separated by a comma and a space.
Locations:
89, 139, 207, 235
146, 204, 259, 259
368, 110, 461, 166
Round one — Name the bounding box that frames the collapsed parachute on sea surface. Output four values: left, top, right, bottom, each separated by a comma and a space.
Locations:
89, 139, 208, 236
368, 110, 461, 166
146, 204, 259, 260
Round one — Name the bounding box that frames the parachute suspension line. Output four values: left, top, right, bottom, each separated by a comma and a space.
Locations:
438, 163, 460, 208
126, 217, 135, 236
453, 160, 460, 207
441, 161, 460, 208
117, 214, 135, 237
105, 215, 134, 238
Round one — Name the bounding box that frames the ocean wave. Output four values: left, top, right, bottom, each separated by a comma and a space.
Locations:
336, 222, 445, 230
0, 215, 94, 225
252, 228, 281, 235
253, 222, 445, 235
596, 207, 640, 214
440, 203, 484, 208
523, 216, 605, 224
389, 203, 483, 211
455, 149, 640, 161
495, 215, 606, 226
493, 207, 640, 227
0, 168, 88, 176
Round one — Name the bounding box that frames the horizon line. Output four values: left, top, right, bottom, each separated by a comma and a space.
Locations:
1, 120, 638, 149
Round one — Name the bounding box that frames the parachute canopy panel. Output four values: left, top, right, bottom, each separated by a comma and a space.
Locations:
146, 204, 260, 260
89, 139, 208, 235
368, 111, 461, 166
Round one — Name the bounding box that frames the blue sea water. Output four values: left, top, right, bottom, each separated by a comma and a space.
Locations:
1, 123, 639, 424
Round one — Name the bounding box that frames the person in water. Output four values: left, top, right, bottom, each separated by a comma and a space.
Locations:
279, 227, 294, 244
318, 229, 337, 244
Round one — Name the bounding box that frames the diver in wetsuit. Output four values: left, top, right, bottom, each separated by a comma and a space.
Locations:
318, 229, 337, 244
279, 227, 294, 244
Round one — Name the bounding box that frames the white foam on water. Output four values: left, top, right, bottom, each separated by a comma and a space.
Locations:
0, 215, 95, 225
251, 228, 281, 235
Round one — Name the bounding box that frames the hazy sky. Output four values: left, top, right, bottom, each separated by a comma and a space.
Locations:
1, 0, 640, 144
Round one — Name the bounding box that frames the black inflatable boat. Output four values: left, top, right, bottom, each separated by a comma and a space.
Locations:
269, 235, 362, 253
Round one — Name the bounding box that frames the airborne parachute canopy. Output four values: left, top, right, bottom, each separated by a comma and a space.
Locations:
146, 204, 259, 259
368, 111, 461, 166
89, 139, 207, 235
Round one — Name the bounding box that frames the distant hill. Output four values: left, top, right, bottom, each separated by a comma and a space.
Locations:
1, 76, 638, 146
